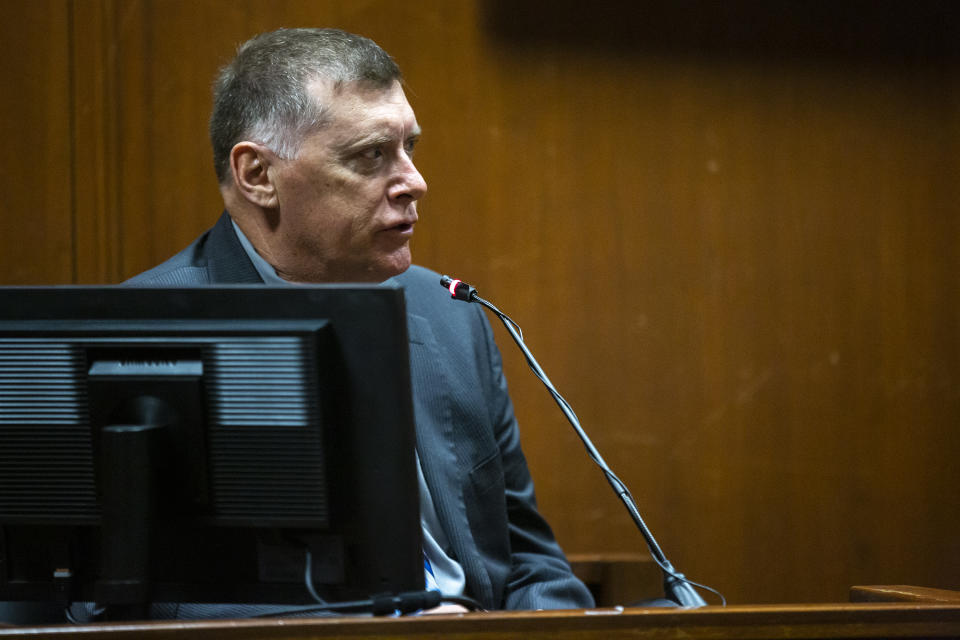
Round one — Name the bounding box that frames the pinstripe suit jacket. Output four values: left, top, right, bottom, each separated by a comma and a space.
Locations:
127, 212, 593, 611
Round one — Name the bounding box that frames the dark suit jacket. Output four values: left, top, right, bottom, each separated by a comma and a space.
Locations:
128, 212, 593, 611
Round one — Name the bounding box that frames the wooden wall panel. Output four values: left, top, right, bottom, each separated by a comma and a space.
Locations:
72, 0, 121, 283
0, 0, 73, 283
1, 0, 958, 606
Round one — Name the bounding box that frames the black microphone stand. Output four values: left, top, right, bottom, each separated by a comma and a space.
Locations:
440, 276, 713, 608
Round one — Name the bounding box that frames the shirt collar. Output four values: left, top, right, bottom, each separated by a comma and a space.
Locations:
229, 218, 289, 285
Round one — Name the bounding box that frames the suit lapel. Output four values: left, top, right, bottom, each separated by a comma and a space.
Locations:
204, 212, 264, 284
405, 312, 494, 607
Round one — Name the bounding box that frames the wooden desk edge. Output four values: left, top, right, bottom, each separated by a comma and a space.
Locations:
851, 584, 960, 604
2, 602, 960, 639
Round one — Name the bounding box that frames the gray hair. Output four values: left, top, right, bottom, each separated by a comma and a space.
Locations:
210, 28, 401, 184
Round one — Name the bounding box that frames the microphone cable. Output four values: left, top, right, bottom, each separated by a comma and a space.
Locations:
249, 548, 486, 618
251, 590, 485, 618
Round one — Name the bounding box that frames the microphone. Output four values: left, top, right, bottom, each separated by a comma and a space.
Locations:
439, 275, 722, 608
441, 275, 476, 302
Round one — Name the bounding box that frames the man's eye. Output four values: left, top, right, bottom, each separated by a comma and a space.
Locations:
358, 146, 383, 160
404, 139, 417, 157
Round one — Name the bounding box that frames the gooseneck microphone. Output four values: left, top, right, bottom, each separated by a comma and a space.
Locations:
440, 275, 723, 608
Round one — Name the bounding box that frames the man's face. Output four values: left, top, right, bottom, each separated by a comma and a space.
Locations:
269, 79, 427, 283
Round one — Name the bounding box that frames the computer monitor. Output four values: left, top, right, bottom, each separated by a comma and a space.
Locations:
0, 285, 422, 620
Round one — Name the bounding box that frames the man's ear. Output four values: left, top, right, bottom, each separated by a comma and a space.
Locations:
229, 142, 279, 208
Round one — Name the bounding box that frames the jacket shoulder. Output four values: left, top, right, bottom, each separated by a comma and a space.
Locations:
125, 234, 212, 285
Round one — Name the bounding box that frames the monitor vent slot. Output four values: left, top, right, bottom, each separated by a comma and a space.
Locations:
0, 342, 98, 520
206, 337, 328, 525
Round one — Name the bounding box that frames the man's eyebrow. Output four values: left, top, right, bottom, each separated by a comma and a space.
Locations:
347, 132, 393, 149
339, 125, 421, 153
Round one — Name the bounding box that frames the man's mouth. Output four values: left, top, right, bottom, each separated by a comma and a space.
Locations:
379, 221, 415, 238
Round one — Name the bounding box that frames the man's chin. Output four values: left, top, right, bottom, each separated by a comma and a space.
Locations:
378, 248, 413, 279
354, 252, 411, 284
376, 257, 412, 282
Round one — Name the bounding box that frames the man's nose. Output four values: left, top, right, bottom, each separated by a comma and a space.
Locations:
390, 156, 428, 202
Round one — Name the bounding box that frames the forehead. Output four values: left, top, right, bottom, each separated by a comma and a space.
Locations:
308, 79, 418, 143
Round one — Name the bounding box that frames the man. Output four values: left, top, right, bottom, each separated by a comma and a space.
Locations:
130, 28, 593, 612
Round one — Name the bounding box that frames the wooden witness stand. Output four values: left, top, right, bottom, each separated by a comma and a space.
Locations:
1, 586, 958, 639
0, 601, 957, 640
